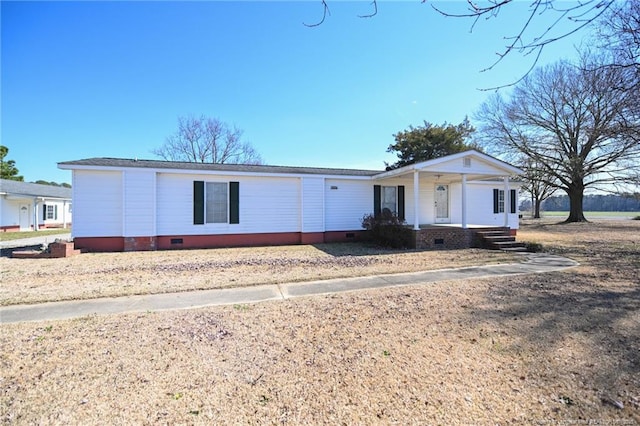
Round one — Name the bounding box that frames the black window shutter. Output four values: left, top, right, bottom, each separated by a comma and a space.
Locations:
43, 204, 47, 221
510, 189, 517, 214
397, 185, 405, 220
193, 181, 205, 225
54, 205, 58, 220
229, 181, 240, 224
493, 189, 499, 214
373, 185, 381, 217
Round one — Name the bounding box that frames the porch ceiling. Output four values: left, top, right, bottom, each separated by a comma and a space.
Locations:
373, 171, 508, 183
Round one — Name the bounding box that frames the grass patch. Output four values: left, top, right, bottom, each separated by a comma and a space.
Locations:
0, 229, 70, 242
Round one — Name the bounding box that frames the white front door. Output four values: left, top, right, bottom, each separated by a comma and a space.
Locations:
19, 204, 31, 230
434, 184, 450, 223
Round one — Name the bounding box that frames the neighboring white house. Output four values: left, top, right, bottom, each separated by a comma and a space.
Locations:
58, 150, 522, 252
0, 179, 72, 232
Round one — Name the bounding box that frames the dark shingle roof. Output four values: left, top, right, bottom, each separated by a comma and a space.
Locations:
0, 179, 72, 199
58, 158, 382, 177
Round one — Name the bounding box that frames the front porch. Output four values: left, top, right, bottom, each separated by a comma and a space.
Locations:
372, 151, 523, 237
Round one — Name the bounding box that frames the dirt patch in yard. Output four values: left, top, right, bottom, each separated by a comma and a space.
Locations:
1, 220, 638, 424
0, 244, 514, 305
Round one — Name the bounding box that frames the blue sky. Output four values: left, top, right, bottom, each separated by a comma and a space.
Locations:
2, 1, 588, 184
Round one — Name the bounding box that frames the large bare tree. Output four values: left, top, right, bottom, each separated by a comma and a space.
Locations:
595, 1, 640, 85
153, 116, 263, 165
476, 55, 640, 222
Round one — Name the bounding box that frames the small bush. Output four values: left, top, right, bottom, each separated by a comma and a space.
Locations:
524, 241, 545, 253
361, 211, 413, 249
633, 215, 640, 221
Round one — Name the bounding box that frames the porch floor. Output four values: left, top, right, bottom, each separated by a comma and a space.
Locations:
417, 224, 506, 229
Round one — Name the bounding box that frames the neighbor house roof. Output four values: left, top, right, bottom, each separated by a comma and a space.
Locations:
0, 179, 72, 199
58, 158, 383, 177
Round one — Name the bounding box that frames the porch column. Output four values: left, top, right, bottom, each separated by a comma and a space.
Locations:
503, 176, 510, 227
63, 200, 67, 229
33, 197, 39, 232
461, 174, 467, 229
413, 170, 420, 230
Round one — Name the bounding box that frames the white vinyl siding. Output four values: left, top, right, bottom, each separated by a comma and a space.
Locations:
157, 174, 300, 235
301, 177, 324, 233
205, 182, 228, 223
123, 170, 156, 237
72, 170, 123, 237
325, 179, 371, 231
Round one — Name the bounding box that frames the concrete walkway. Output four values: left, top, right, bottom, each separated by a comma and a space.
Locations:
0, 253, 578, 324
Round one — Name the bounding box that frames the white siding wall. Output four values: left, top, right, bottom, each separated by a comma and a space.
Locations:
1, 199, 21, 228
449, 183, 462, 224
464, 182, 519, 228
325, 179, 372, 231
156, 173, 301, 235
418, 182, 434, 224
301, 177, 324, 233
123, 170, 156, 237
72, 170, 123, 237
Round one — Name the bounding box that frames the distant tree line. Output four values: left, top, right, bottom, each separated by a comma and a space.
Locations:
522, 194, 640, 212
34, 180, 71, 188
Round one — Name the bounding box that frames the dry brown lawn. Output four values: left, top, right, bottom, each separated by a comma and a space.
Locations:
1, 219, 639, 424
0, 244, 514, 306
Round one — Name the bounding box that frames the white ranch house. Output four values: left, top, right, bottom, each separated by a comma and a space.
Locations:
58, 150, 522, 252
0, 179, 72, 232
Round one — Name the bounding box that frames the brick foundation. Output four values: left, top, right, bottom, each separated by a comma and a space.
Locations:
413, 227, 511, 250
124, 236, 157, 251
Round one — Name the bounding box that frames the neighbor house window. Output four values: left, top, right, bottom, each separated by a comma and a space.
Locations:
381, 186, 397, 215
206, 182, 228, 223
43, 204, 57, 220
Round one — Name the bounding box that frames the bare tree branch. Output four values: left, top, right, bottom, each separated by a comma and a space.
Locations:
358, 1, 378, 19
432, 0, 616, 89
304, 0, 330, 27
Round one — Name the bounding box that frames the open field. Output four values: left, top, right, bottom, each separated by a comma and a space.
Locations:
1, 219, 639, 424
525, 211, 640, 219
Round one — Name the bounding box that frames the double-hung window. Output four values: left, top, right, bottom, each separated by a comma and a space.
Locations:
193, 181, 240, 225
373, 185, 405, 220
493, 189, 517, 214
497, 190, 505, 213
205, 182, 228, 223
381, 186, 397, 215
42, 204, 57, 220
